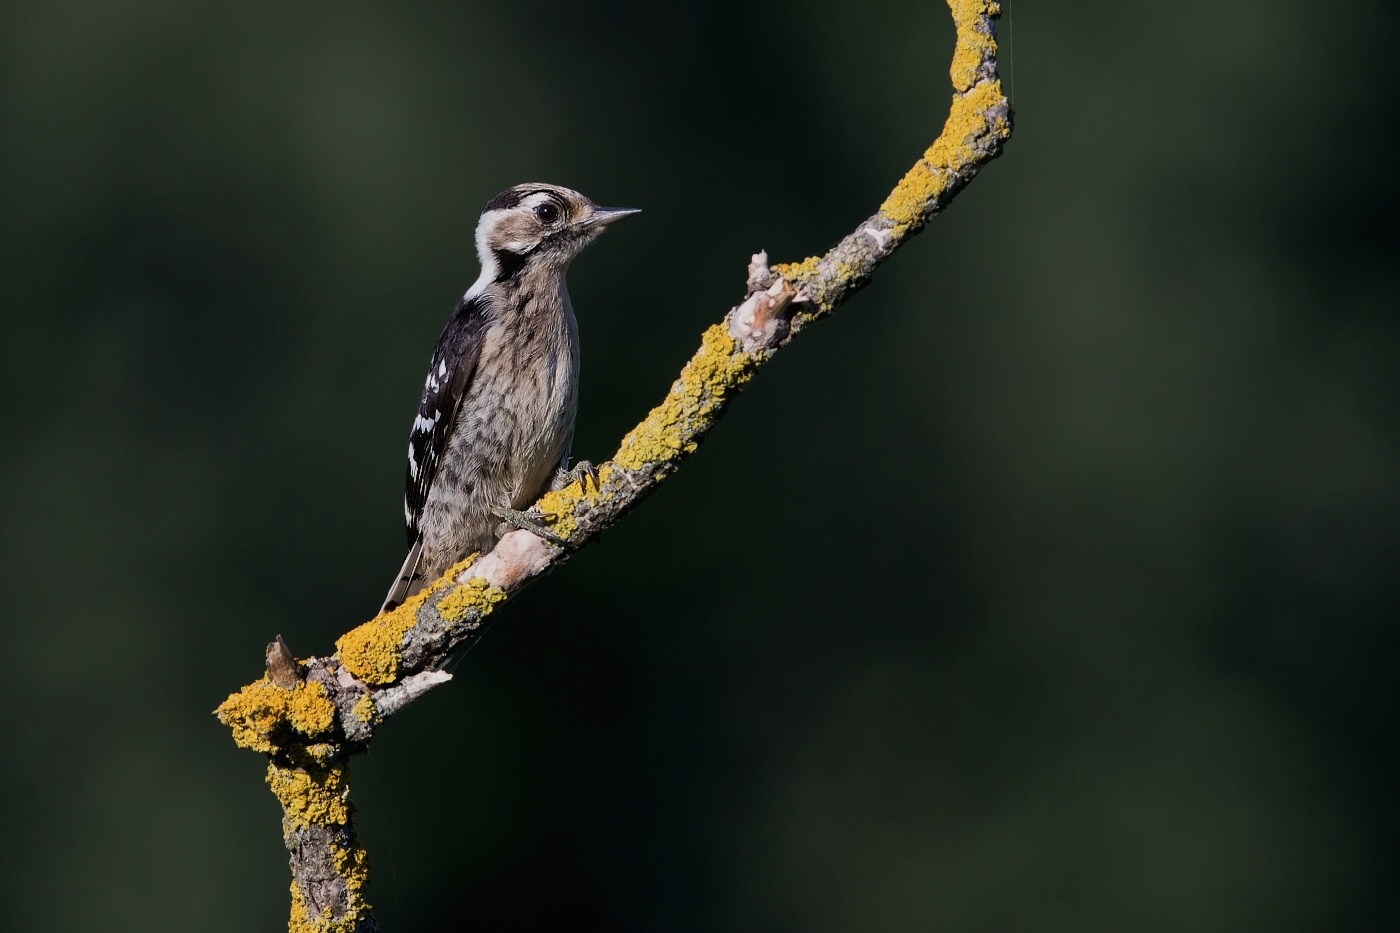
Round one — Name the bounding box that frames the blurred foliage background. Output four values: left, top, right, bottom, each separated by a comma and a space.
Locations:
2, 0, 1397, 929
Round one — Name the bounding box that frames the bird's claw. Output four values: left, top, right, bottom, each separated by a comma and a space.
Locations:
491, 505, 570, 548
552, 458, 599, 493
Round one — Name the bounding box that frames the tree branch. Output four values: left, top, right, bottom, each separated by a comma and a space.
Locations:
216, 2, 1011, 929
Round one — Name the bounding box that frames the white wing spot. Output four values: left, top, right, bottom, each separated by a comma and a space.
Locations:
412, 413, 439, 433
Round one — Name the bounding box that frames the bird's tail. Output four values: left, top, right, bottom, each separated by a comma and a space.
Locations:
381, 538, 424, 614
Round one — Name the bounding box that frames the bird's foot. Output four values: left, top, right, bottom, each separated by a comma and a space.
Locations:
551, 458, 599, 493
491, 505, 570, 548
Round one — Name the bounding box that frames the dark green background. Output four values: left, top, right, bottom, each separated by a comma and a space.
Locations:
3, 0, 1396, 929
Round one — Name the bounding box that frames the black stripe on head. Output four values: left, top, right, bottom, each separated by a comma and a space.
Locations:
492, 246, 528, 282
483, 186, 528, 213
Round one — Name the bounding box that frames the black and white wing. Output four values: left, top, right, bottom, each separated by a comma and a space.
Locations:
405, 292, 491, 542
382, 292, 489, 612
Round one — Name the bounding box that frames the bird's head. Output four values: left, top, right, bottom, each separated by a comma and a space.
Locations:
474, 183, 639, 282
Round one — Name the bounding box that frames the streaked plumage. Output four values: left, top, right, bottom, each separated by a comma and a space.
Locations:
382, 183, 638, 612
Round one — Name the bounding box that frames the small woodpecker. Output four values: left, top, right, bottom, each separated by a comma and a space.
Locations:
382, 183, 639, 612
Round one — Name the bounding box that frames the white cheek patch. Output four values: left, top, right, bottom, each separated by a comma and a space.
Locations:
468, 256, 498, 296
476, 210, 507, 248
472, 210, 508, 289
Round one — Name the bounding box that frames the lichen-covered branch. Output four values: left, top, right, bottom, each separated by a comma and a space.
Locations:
216, 2, 1011, 929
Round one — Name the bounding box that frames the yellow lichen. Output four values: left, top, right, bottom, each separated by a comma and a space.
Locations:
330, 841, 372, 924
436, 576, 507, 623
532, 495, 579, 539
334, 597, 423, 687
286, 833, 373, 933
879, 80, 1007, 231
613, 324, 754, 471
296, 742, 340, 766
276, 754, 373, 931
349, 694, 378, 729
287, 682, 335, 735
286, 826, 373, 931
333, 555, 474, 685
277, 754, 374, 933
949, 0, 999, 91
532, 462, 617, 541
267, 760, 351, 829
216, 679, 336, 754
332, 823, 371, 885
774, 255, 821, 281
288, 880, 312, 928
877, 0, 1008, 235
832, 260, 863, 288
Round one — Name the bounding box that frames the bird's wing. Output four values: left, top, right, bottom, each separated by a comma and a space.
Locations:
382, 293, 490, 614
405, 292, 491, 544
381, 537, 423, 614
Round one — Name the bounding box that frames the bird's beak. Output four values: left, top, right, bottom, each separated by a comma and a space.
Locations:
589, 206, 642, 228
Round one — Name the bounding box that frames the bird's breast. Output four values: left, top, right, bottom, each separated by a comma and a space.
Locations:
449, 300, 579, 504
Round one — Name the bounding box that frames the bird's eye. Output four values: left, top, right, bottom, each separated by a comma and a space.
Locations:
534, 203, 560, 224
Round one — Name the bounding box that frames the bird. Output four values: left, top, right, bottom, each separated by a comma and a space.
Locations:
381, 183, 639, 612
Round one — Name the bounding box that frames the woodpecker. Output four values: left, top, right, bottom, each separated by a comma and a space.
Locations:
382, 183, 639, 612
